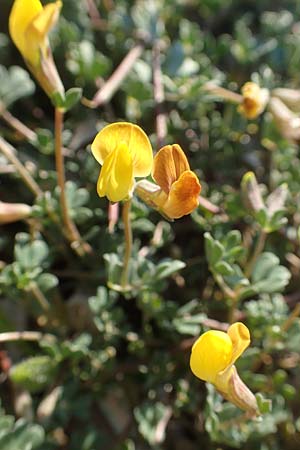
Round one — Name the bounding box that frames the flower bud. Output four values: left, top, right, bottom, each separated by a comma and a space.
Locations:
0, 201, 32, 224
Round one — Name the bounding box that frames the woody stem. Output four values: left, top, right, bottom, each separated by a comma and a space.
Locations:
121, 199, 133, 289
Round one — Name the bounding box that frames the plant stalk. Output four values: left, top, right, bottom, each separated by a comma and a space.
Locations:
121, 199, 133, 289
54, 107, 91, 256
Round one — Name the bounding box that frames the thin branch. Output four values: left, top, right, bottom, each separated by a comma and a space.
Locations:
0, 107, 37, 142
86, 42, 145, 108
28, 282, 51, 312
0, 331, 56, 344
152, 41, 167, 149
0, 136, 42, 197
282, 303, 300, 332
84, 0, 104, 29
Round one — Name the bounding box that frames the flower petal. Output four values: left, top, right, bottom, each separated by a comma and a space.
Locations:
97, 143, 134, 202
190, 330, 233, 383
238, 82, 269, 119
152, 144, 190, 193
29, 1, 62, 44
9, 0, 43, 64
91, 122, 153, 177
160, 170, 201, 219
227, 322, 250, 366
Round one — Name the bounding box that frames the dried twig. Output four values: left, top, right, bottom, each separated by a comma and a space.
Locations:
0, 331, 56, 344
152, 41, 167, 149
86, 43, 145, 108
0, 136, 42, 197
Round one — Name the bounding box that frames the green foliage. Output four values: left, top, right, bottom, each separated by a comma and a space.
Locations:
10, 356, 59, 393
0, 403, 44, 450
0, 65, 35, 107
1, 0, 300, 449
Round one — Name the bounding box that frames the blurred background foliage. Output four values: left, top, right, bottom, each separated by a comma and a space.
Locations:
1, 0, 300, 449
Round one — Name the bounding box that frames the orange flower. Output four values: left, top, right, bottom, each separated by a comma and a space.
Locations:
150, 144, 201, 219
135, 144, 201, 220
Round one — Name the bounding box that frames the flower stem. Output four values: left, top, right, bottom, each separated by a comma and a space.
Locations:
28, 282, 51, 313
0, 104, 36, 142
54, 107, 91, 256
121, 199, 132, 289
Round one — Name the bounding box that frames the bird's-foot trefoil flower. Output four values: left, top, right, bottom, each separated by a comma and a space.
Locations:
135, 144, 201, 220
238, 82, 269, 119
190, 322, 259, 416
91, 122, 153, 203
9, 0, 64, 100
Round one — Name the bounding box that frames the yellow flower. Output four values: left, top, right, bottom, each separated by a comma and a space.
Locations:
150, 144, 201, 220
238, 82, 269, 119
190, 322, 258, 414
91, 122, 153, 203
9, 0, 64, 98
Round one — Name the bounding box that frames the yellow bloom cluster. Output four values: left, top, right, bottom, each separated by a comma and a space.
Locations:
91, 122, 201, 220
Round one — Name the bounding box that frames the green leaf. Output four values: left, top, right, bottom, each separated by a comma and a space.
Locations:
214, 260, 234, 276
255, 208, 269, 230
223, 230, 242, 249
51, 91, 66, 108
64, 87, 83, 111
256, 393, 272, 414
154, 259, 186, 280
15, 239, 49, 271
251, 253, 291, 294
0, 65, 35, 107
37, 273, 58, 291
10, 356, 59, 394
204, 232, 224, 266
0, 419, 44, 450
